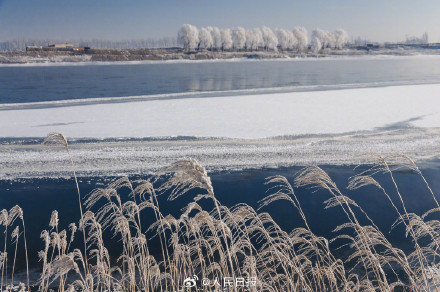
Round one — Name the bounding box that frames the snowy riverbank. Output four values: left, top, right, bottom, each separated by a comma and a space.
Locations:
2, 46, 440, 65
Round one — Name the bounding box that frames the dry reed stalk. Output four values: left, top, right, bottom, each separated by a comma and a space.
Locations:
43, 133, 89, 275
5, 134, 438, 291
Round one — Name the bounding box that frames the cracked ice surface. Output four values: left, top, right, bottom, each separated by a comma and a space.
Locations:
1, 129, 439, 180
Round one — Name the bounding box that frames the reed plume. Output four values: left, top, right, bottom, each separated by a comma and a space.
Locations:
1, 134, 438, 291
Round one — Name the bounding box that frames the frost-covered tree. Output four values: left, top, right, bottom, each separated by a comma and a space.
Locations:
220, 29, 233, 51
199, 27, 213, 50
261, 26, 278, 51
232, 27, 246, 50
292, 27, 308, 52
176, 24, 348, 52
178, 24, 199, 50
310, 36, 322, 53
245, 28, 263, 51
245, 29, 255, 51
276, 28, 295, 50
311, 29, 327, 49
254, 28, 264, 50
311, 28, 349, 49
289, 32, 298, 50
333, 29, 349, 49
208, 26, 222, 50
325, 31, 336, 48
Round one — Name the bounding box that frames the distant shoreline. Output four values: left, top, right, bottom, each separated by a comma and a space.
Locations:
1, 45, 440, 64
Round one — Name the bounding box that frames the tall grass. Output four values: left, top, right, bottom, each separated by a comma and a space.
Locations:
0, 133, 439, 291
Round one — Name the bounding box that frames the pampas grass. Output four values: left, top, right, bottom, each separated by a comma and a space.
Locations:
1, 133, 439, 291
1, 206, 28, 292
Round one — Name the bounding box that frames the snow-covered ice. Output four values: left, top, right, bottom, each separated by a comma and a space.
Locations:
1, 84, 440, 139
1, 128, 439, 180
1, 83, 440, 179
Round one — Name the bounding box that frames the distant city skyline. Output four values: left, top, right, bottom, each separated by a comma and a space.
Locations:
1, 0, 439, 43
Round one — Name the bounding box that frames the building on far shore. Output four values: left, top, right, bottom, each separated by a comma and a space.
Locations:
73, 46, 91, 52
25, 44, 90, 53
48, 43, 74, 49
25, 46, 40, 52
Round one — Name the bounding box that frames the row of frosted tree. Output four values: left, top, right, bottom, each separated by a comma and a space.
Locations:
0, 37, 178, 51
178, 24, 349, 52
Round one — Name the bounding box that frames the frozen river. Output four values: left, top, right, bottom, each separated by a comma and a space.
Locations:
1, 56, 440, 179
2, 55, 440, 104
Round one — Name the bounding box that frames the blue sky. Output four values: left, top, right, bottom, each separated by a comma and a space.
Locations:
1, 0, 439, 42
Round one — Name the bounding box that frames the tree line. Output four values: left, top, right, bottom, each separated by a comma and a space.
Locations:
0, 25, 350, 52
178, 24, 349, 52
0, 37, 178, 51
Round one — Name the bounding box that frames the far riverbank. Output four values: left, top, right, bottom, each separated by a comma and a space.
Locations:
2, 44, 440, 64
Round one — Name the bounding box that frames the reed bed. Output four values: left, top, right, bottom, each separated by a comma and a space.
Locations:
0, 132, 439, 291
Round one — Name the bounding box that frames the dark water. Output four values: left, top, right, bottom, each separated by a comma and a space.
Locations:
2, 57, 440, 103
1, 164, 439, 272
